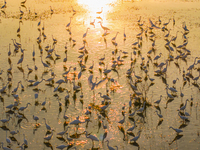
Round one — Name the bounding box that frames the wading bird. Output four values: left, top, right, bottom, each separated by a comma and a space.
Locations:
84, 131, 99, 147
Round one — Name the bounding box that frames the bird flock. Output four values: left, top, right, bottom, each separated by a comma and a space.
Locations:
0, 0, 200, 150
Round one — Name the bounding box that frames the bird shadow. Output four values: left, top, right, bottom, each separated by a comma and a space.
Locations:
169, 134, 183, 145
118, 126, 126, 140
43, 141, 53, 150
154, 105, 161, 112
164, 98, 175, 109
56, 136, 66, 142
156, 119, 163, 129
0, 125, 10, 131
9, 136, 20, 145
130, 142, 140, 150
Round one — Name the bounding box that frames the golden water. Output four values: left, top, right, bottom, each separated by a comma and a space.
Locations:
0, 0, 200, 149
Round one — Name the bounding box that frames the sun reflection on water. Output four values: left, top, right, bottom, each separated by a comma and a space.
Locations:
77, 0, 116, 15
77, 0, 117, 27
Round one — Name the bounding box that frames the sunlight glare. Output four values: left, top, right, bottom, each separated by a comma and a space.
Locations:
77, 0, 116, 17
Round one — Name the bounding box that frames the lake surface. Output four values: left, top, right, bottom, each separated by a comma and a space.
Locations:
0, 0, 200, 149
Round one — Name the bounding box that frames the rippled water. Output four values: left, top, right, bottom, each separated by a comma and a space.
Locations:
0, 0, 200, 149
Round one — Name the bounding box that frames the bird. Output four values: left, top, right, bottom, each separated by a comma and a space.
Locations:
40, 56, 50, 70
155, 110, 163, 119
130, 130, 142, 143
12, 81, 21, 93
71, 6, 76, 13
127, 120, 136, 132
38, 17, 41, 26
85, 107, 91, 115
45, 75, 56, 84
100, 103, 110, 111
169, 126, 183, 134
32, 79, 44, 87
102, 120, 107, 130
154, 95, 162, 105
33, 115, 39, 123
43, 118, 52, 131
10, 130, 19, 136
27, 64, 33, 72
63, 110, 69, 120
166, 84, 178, 93
163, 18, 171, 26
106, 140, 116, 150
18, 103, 31, 112
129, 110, 137, 117
41, 97, 47, 107
124, 27, 126, 40
180, 99, 189, 111
56, 144, 69, 150
69, 116, 85, 126
17, 21, 22, 33
173, 78, 179, 84
55, 79, 65, 84
26, 79, 35, 85
83, 28, 90, 38
48, 5, 53, 14
153, 53, 162, 61
57, 126, 70, 137
6, 131, 12, 145
118, 114, 125, 125
18, 143, 25, 150
44, 131, 54, 142
0, 70, 3, 75
177, 110, 188, 121
84, 131, 99, 146
23, 134, 28, 146
72, 81, 81, 91
1, 142, 12, 150
112, 32, 119, 41
66, 133, 73, 142
166, 87, 174, 99
66, 17, 72, 28
8, 43, 11, 57
98, 92, 111, 101
137, 102, 146, 113
98, 21, 110, 31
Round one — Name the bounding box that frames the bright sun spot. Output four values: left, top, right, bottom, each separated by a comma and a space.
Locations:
77, 0, 116, 17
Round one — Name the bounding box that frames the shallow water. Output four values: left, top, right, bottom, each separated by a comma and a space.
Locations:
0, 0, 200, 150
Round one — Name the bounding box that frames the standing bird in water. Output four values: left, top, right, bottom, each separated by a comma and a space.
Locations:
111, 32, 119, 42
130, 130, 142, 143
154, 95, 162, 105
83, 28, 90, 39
124, 27, 126, 41
169, 126, 183, 134
84, 131, 99, 147
50, 6, 54, 15
98, 21, 110, 31
66, 17, 72, 28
